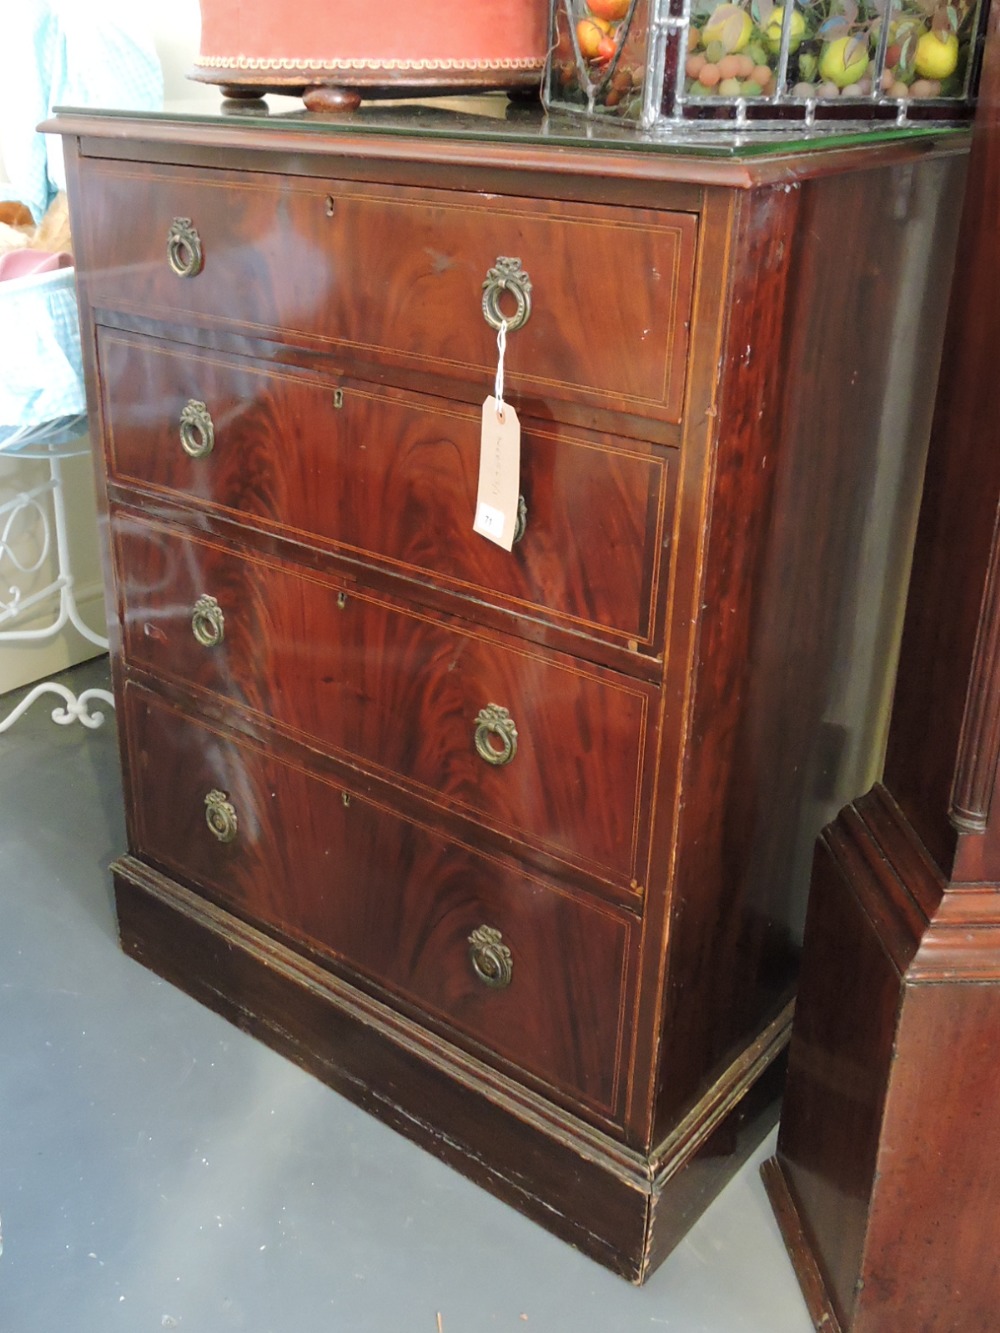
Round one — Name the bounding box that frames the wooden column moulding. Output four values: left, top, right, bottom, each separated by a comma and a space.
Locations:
763, 6, 1000, 1329
50, 99, 971, 1285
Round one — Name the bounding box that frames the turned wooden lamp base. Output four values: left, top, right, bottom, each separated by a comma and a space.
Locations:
193, 66, 544, 114
302, 86, 363, 113
218, 85, 269, 102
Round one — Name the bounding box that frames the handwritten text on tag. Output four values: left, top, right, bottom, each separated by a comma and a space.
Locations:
474, 396, 521, 551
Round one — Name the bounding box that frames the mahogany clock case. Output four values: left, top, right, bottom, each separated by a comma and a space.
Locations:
762, 6, 1000, 1329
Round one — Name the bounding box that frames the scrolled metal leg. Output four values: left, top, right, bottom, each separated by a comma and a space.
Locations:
0, 682, 115, 734
0, 445, 114, 734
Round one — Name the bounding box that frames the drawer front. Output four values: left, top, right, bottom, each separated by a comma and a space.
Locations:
99, 329, 673, 652
125, 685, 636, 1119
114, 516, 654, 884
78, 160, 696, 425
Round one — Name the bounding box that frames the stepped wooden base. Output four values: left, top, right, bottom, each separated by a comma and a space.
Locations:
760, 1157, 843, 1333
765, 786, 1000, 1331
113, 854, 789, 1284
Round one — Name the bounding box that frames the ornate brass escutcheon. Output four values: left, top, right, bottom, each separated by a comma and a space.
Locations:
179, 400, 214, 458
468, 925, 513, 989
474, 703, 518, 766
191, 594, 224, 648
167, 217, 204, 277
482, 257, 532, 333
204, 789, 238, 843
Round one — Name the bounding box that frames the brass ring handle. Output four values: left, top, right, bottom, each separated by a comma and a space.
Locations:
468, 925, 513, 989
514, 494, 527, 545
167, 217, 204, 277
474, 703, 518, 766
191, 594, 225, 648
179, 400, 214, 459
482, 257, 532, 333
204, 789, 238, 843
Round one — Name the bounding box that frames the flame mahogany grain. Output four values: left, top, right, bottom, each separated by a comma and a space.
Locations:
98, 328, 674, 657
112, 512, 655, 886
124, 684, 637, 1122
55, 104, 969, 1284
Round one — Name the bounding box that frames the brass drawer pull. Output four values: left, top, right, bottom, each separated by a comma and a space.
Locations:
474, 703, 518, 766
514, 494, 527, 545
191, 594, 224, 647
468, 925, 513, 989
204, 789, 238, 843
167, 217, 203, 277
179, 400, 214, 458
482, 257, 532, 333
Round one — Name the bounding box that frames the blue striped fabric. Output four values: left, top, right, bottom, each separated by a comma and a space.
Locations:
0, 1, 163, 222
0, 266, 86, 441
0, 2, 163, 441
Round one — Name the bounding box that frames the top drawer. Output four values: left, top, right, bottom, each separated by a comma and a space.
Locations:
75, 159, 697, 426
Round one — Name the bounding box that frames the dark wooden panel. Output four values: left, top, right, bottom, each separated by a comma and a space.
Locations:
645, 1051, 786, 1277
113, 514, 655, 884
98, 328, 674, 654
883, 10, 1000, 881
768, 787, 1000, 1332
77, 160, 697, 425
113, 850, 788, 1280
853, 979, 1000, 1333
768, 22, 1000, 1328
124, 684, 637, 1119
774, 831, 901, 1331
651, 151, 966, 1137
113, 853, 654, 1273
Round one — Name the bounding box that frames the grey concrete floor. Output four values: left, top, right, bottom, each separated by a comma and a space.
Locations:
0, 659, 814, 1333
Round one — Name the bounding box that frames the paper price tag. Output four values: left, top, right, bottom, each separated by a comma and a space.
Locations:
474, 396, 521, 551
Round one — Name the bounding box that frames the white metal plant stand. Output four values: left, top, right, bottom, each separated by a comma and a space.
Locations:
0, 428, 113, 733
0, 258, 114, 734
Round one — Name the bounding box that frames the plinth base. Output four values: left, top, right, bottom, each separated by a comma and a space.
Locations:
113, 852, 790, 1284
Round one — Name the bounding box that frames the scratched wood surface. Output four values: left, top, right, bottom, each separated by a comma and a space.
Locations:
57, 103, 971, 1282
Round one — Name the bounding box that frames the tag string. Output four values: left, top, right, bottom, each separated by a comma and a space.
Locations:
494, 319, 508, 421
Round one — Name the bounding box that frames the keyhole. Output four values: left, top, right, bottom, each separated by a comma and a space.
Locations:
325, 195, 336, 218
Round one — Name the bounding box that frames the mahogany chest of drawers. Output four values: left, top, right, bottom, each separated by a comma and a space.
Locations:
52, 102, 968, 1283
